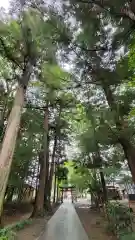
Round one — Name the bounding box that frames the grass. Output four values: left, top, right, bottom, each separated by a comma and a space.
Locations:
0, 219, 33, 239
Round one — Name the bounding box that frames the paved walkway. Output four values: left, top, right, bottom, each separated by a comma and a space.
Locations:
38, 202, 89, 240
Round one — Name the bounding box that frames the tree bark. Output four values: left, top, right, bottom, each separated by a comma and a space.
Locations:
119, 138, 135, 183
44, 162, 49, 206
6, 187, 14, 203
56, 181, 60, 203
91, 113, 108, 203
99, 170, 108, 203
32, 106, 49, 217
121, 8, 135, 21
53, 163, 57, 203
44, 143, 51, 211
103, 84, 135, 182
48, 134, 57, 203
0, 84, 25, 218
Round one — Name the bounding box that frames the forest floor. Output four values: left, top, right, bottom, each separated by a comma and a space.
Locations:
2, 202, 59, 240
16, 205, 60, 240
3, 212, 32, 226
3, 202, 33, 226
16, 216, 50, 240
75, 203, 116, 240
3, 200, 135, 239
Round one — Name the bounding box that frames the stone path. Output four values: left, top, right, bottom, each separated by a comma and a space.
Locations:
38, 202, 89, 240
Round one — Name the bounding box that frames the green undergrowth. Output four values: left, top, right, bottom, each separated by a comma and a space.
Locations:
0, 219, 32, 239
106, 202, 135, 239
119, 232, 135, 240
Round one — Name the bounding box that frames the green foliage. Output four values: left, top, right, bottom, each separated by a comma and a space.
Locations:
120, 233, 135, 240
13, 219, 32, 231
0, 219, 32, 239
0, 230, 15, 240
106, 202, 134, 238
41, 64, 70, 90
70, 163, 99, 195
56, 166, 69, 183
70, 171, 88, 193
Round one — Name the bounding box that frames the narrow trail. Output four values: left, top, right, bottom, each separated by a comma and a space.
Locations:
38, 202, 89, 240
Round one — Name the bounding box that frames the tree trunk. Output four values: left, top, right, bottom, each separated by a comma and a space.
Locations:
6, 187, 14, 203
122, 8, 135, 21
99, 170, 108, 203
103, 84, 135, 182
119, 138, 135, 183
53, 164, 57, 203
17, 186, 25, 202
48, 135, 57, 203
0, 102, 7, 142
44, 162, 49, 206
44, 150, 51, 211
56, 181, 60, 203
0, 84, 25, 218
91, 115, 108, 203
32, 107, 48, 217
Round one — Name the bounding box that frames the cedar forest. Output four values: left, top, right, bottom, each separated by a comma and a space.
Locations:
1, 0, 135, 239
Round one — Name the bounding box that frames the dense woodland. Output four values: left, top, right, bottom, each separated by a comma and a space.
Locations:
1, 0, 135, 236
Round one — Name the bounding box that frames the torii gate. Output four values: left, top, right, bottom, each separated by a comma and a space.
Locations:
59, 184, 76, 203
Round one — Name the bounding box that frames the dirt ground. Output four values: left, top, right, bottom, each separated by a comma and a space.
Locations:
16, 216, 50, 240
1, 202, 59, 240
75, 206, 116, 240
3, 202, 33, 226
16, 205, 60, 240
3, 213, 31, 226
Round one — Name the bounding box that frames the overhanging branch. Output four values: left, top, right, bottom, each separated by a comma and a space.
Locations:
0, 37, 23, 69
79, 0, 135, 22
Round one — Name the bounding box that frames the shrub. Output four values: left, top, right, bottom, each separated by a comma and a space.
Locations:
120, 232, 135, 240
106, 202, 134, 238
0, 229, 16, 240
14, 219, 32, 231
0, 219, 32, 239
